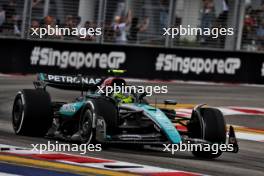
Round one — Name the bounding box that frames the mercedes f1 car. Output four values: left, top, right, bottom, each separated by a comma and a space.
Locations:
12, 72, 239, 158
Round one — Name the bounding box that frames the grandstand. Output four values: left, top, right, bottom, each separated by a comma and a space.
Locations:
0, 0, 263, 52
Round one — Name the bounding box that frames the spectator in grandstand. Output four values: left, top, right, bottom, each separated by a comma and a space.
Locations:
241, 6, 259, 51
259, 2, 264, 19
214, 0, 229, 48
73, 16, 82, 29
104, 22, 115, 42
30, 19, 40, 39
113, 10, 132, 44
0, 14, 20, 35
201, 0, 215, 28
244, 8, 256, 30
214, 0, 229, 19
0, 0, 19, 35
127, 17, 149, 43
4, 0, 16, 19
159, 0, 169, 28
43, 15, 56, 27
42, 15, 61, 39
0, 5, 5, 27
256, 20, 264, 51
243, 11, 257, 39
32, 19, 40, 28
0, 0, 17, 34
62, 15, 77, 39
199, 0, 216, 44
79, 21, 96, 41
63, 15, 74, 29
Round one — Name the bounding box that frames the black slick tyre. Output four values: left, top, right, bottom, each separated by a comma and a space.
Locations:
12, 89, 53, 136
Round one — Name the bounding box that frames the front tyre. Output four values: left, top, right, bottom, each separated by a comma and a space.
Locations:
12, 89, 53, 136
79, 98, 118, 145
190, 108, 226, 159
79, 105, 94, 144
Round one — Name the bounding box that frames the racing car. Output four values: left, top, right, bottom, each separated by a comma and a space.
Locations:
12, 72, 239, 158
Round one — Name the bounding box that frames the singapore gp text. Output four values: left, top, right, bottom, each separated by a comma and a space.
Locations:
156, 54, 241, 75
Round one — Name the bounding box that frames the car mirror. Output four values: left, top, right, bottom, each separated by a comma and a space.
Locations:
164, 100, 177, 105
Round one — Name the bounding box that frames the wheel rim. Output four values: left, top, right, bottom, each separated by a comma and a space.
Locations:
79, 109, 93, 144
12, 97, 24, 132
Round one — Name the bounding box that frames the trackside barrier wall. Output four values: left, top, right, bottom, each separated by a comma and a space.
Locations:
0, 38, 263, 84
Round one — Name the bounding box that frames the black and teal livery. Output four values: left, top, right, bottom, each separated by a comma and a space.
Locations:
12, 73, 239, 159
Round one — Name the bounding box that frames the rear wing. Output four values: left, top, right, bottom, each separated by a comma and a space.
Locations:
34, 73, 103, 91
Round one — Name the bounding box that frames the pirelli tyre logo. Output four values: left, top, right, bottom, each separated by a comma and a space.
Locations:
30, 47, 126, 69
156, 54, 241, 75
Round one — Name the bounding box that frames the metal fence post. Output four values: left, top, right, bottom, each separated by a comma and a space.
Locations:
165, 0, 176, 48
43, 0, 50, 17
21, 0, 31, 39
97, 0, 107, 44
224, 0, 240, 50
235, 0, 246, 50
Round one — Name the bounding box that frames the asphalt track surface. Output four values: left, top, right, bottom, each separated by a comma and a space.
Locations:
0, 76, 263, 176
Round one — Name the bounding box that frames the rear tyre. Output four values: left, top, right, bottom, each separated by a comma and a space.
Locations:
190, 108, 226, 159
12, 89, 53, 136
